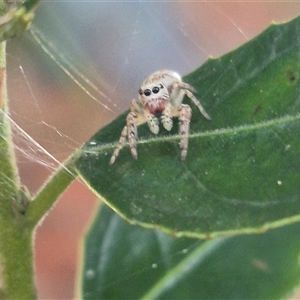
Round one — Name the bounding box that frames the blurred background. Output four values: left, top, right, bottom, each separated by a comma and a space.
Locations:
5, 2, 300, 299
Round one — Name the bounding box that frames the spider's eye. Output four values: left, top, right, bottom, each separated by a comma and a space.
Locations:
160, 84, 164, 89
144, 89, 151, 96
152, 86, 160, 94
138, 89, 143, 95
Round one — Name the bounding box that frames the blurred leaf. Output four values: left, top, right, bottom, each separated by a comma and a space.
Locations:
76, 16, 300, 238
0, 0, 40, 43
81, 205, 300, 299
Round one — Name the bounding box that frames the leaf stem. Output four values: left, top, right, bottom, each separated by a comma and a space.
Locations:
26, 153, 79, 228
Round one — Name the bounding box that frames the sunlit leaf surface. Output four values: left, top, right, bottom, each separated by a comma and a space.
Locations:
76, 16, 300, 238
81, 205, 300, 299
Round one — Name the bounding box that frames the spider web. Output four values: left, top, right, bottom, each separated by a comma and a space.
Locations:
5, 1, 300, 298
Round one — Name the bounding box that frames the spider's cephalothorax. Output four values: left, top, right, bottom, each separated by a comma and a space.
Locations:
109, 70, 211, 164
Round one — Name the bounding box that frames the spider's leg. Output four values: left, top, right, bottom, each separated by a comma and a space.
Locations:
146, 113, 159, 134
184, 89, 211, 120
109, 125, 128, 165
178, 104, 192, 161
127, 111, 139, 159
110, 109, 142, 164
161, 102, 173, 131
173, 82, 210, 120
175, 81, 197, 94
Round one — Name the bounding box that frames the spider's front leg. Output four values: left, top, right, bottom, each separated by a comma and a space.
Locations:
161, 102, 173, 131
109, 125, 128, 165
126, 111, 139, 160
178, 104, 192, 161
146, 114, 159, 134
109, 111, 139, 165
110, 99, 142, 164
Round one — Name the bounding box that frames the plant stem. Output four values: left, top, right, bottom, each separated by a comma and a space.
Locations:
0, 41, 36, 298
0, 223, 36, 300
0, 1, 69, 298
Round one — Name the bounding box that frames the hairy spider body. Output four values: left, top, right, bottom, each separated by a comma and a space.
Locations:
109, 70, 210, 165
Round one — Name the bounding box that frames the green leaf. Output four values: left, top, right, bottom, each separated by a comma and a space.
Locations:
75, 16, 300, 238
81, 205, 300, 299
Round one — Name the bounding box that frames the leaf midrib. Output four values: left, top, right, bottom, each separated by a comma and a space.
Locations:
84, 112, 300, 154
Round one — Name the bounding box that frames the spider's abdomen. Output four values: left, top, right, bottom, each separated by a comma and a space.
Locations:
144, 98, 168, 115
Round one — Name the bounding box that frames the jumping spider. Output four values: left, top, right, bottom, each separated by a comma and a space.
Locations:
109, 70, 211, 165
